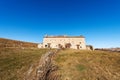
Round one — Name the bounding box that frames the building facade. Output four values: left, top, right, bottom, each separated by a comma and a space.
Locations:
38, 35, 87, 49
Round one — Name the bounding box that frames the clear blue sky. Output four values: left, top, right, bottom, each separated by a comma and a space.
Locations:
0, 0, 120, 48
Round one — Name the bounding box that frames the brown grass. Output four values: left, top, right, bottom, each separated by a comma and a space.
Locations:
0, 38, 37, 48
0, 48, 49, 80
55, 49, 120, 80
1, 48, 120, 80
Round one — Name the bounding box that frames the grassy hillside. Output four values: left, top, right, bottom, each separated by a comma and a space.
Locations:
55, 50, 120, 80
0, 48, 49, 80
0, 48, 120, 80
0, 38, 37, 48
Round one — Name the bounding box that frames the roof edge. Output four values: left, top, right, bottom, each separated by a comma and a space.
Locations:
44, 35, 85, 38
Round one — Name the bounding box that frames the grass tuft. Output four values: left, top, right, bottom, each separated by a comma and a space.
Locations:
76, 64, 86, 72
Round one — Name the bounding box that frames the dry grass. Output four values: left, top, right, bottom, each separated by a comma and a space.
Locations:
0, 48, 49, 80
55, 49, 120, 80
0, 38, 37, 48
1, 48, 120, 80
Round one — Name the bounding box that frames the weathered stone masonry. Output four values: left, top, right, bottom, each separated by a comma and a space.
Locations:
38, 35, 88, 50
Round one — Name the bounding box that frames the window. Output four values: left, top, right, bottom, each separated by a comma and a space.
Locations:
45, 45, 47, 48
80, 46, 82, 48
79, 42, 82, 44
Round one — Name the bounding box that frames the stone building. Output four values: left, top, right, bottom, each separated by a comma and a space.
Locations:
38, 35, 88, 49
86, 45, 94, 50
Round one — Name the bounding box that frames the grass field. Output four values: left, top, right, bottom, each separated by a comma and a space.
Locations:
0, 48, 120, 80
55, 49, 120, 80
0, 38, 37, 48
0, 48, 49, 80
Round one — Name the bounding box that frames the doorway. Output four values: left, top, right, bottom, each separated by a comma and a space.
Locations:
47, 43, 51, 48
65, 43, 71, 48
76, 45, 80, 49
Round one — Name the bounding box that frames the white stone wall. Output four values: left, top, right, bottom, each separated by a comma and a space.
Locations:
42, 37, 86, 49
38, 43, 43, 48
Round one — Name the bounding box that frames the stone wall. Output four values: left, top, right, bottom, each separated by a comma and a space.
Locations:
25, 50, 61, 80
43, 37, 86, 49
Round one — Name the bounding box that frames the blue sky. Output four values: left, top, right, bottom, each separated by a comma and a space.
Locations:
0, 0, 120, 48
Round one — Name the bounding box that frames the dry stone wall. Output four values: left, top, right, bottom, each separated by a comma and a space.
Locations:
25, 50, 61, 80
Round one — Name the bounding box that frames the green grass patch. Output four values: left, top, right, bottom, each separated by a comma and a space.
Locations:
76, 64, 86, 72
